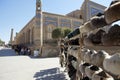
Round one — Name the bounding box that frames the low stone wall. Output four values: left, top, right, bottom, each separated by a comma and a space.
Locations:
41, 46, 59, 57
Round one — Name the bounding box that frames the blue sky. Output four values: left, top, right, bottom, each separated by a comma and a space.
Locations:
0, 0, 112, 44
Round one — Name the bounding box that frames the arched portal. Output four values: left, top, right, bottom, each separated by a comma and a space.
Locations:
47, 24, 55, 40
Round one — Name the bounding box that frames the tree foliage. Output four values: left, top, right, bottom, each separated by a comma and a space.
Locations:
52, 28, 64, 39
0, 38, 5, 45
63, 28, 72, 37
52, 27, 72, 39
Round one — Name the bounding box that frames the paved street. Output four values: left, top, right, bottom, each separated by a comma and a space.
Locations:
0, 47, 69, 80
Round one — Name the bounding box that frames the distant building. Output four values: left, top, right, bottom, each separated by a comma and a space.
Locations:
81, 0, 106, 22
66, 9, 82, 19
14, 0, 106, 57
66, 0, 106, 22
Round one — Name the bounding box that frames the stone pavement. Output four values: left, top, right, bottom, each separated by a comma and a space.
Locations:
0, 47, 70, 80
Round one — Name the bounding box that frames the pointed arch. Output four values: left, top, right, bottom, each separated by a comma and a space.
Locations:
47, 24, 55, 39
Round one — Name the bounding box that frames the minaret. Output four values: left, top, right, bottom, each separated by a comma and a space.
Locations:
36, 0, 43, 56
36, 0, 41, 13
36, 0, 42, 26
10, 28, 13, 45
35, 0, 43, 52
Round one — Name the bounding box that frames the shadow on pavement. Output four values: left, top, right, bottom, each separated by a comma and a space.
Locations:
34, 67, 67, 80
0, 48, 17, 57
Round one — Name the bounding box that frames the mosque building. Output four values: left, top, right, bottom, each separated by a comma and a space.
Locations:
13, 0, 106, 57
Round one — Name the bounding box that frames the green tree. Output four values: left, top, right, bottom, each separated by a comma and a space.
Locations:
52, 27, 72, 39
0, 38, 5, 46
52, 28, 64, 39
63, 28, 72, 37
0, 39, 2, 43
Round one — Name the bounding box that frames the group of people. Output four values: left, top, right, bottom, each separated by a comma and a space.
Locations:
13, 45, 31, 55
19, 47, 31, 55
12, 45, 42, 57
